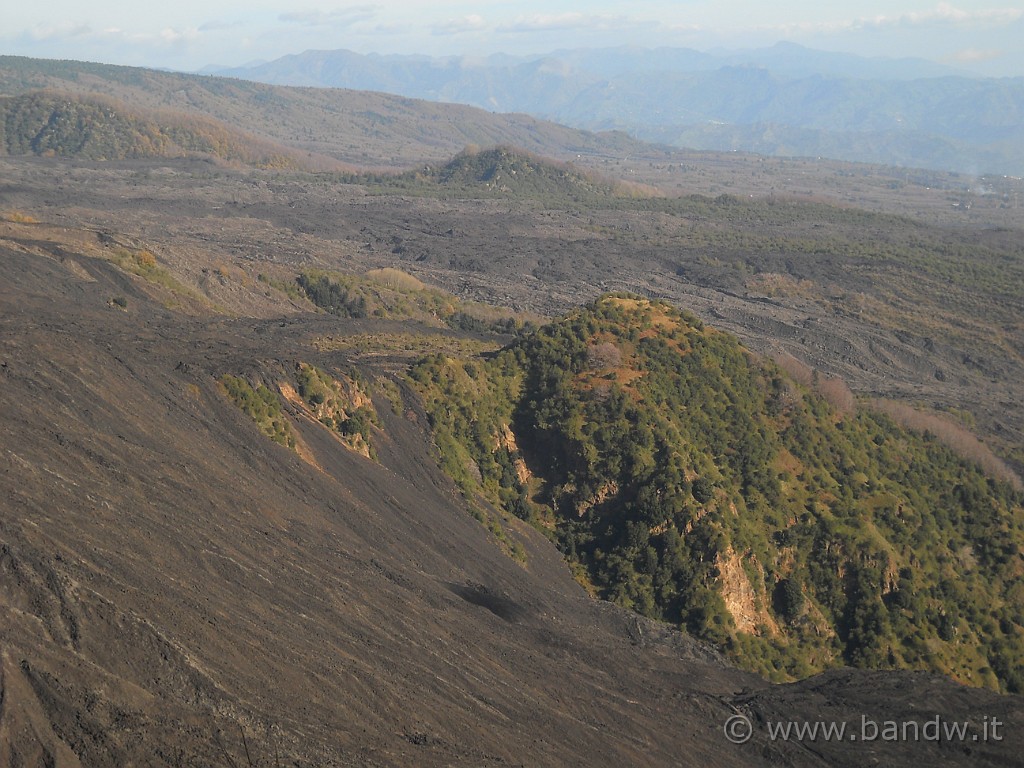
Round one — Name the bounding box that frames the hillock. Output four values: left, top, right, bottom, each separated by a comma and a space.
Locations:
434, 146, 611, 199
409, 295, 1024, 690
342, 145, 652, 202
263, 267, 536, 335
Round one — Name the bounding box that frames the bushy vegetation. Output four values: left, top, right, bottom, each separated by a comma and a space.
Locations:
0, 92, 296, 167
293, 268, 537, 338
105, 246, 201, 302
1, 210, 38, 223
108, 247, 160, 278
445, 311, 536, 337
257, 272, 306, 303
296, 272, 368, 318
409, 295, 1024, 690
294, 362, 379, 456
219, 363, 385, 460
219, 375, 295, 449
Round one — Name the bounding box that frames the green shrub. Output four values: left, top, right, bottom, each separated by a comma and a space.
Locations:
220, 374, 295, 449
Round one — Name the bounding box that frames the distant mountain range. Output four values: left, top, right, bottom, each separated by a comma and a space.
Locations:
207, 43, 1024, 176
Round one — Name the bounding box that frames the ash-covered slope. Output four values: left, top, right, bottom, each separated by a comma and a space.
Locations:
0, 224, 1022, 766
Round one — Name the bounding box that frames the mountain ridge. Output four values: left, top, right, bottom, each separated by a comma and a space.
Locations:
208, 44, 1024, 175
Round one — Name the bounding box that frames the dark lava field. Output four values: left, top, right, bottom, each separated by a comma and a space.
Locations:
1, 154, 1022, 766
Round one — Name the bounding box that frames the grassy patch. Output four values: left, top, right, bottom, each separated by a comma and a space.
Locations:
1, 210, 38, 223
106, 246, 203, 303
315, 332, 500, 362
219, 374, 295, 450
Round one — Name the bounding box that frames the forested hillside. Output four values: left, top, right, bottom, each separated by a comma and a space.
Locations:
410, 295, 1024, 690
0, 92, 313, 167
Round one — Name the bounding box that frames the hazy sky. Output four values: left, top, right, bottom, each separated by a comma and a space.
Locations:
4, 1, 1023, 76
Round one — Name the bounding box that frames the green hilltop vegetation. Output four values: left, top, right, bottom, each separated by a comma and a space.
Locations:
408, 295, 1024, 691
260, 267, 538, 337
0, 91, 308, 167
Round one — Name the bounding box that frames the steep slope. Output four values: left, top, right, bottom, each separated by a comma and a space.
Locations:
410, 296, 1024, 689
2, 213, 1022, 766
0, 216, 735, 766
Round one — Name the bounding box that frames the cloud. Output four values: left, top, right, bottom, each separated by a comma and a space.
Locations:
766, 3, 1024, 36
432, 14, 486, 36
24, 21, 199, 48
370, 22, 414, 35
497, 12, 628, 34
27, 22, 93, 41
876, 3, 1024, 28
157, 27, 199, 45
279, 6, 379, 28
199, 20, 243, 32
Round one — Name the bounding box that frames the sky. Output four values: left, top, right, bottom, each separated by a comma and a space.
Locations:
3, 1, 1024, 77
